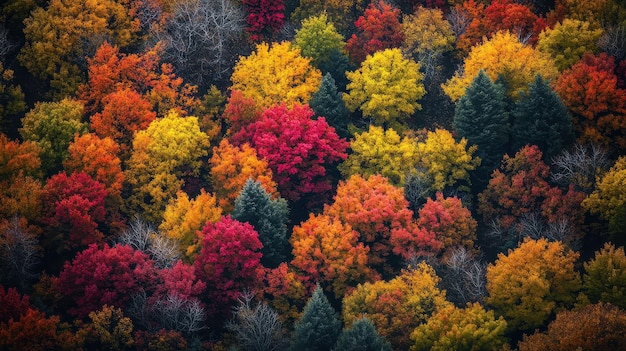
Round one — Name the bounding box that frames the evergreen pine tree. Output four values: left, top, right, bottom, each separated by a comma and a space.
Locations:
334, 318, 392, 351
317, 48, 354, 92
454, 70, 509, 187
310, 73, 350, 138
290, 284, 342, 351
511, 74, 574, 159
232, 179, 289, 268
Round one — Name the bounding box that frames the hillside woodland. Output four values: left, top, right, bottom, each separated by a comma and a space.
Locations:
1, 0, 626, 350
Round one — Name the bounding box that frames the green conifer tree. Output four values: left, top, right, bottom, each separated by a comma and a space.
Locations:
453, 70, 509, 187
335, 318, 392, 351
232, 179, 289, 268
511, 75, 574, 159
290, 284, 342, 351
310, 73, 350, 138
317, 48, 354, 92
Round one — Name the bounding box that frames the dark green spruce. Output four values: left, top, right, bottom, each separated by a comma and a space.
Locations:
510, 74, 574, 160
290, 284, 342, 351
334, 318, 392, 351
310, 73, 351, 138
232, 179, 289, 268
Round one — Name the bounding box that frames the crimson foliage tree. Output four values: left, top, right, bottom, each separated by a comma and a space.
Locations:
156, 260, 206, 301
242, 0, 285, 41
346, 0, 404, 64
194, 216, 263, 317
41, 171, 108, 252
58, 243, 158, 317
232, 104, 348, 205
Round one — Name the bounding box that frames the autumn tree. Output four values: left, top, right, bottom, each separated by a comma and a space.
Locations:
450, 0, 487, 55
259, 263, 307, 327
290, 213, 371, 297
334, 318, 392, 351
242, 0, 284, 41
346, 1, 404, 64
478, 146, 585, 241
0, 62, 26, 134
517, 303, 626, 351
77, 305, 135, 351
233, 179, 289, 268
410, 303, 508, 351
537, 19, 603, 71
90, 88, 156, 159
402, 7, 455, 81
338, 125, 420, 187
230, 41, 322, 109
443, 31, 558, 101
78, 42, 198, 117
483, 0, 544, 45
453, 71, 509, 185
156, 260, 206, 301
209, 139, 277, 212
58, 243, 158, 317
193, 216, 263, 317
511, 75, 575, 159
554, 53, 626, 151
0, 286, 31, 324
291, 0, 366, 33
19, 98, 87, 177
0, 217, 40, 290
0, 133, 41, 180
156, 0, 246, 87
326, 174, 442, 276
41, 171, 108, 253
486, 238, 581, 331
0, 308, 79, 351
415, 128, 480, 192
63, 133, 125, 215
293, 13, 345, 68
158, 190, 222, 260
310, 73, 350, 138
232, 104, 348, 204
344, 48, 425, 129
417, 193, 477, 250
582, 243, 626, 309
124, 110, 210, 223
18, 0, 139, 97
342, 263, 451, 350
290, 285, 342, 351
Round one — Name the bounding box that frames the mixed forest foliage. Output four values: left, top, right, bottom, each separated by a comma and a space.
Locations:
1, 0, 626, 349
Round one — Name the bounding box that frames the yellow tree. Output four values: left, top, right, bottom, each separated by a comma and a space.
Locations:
230, 41, 322, 109
159, 189, 223, 260
537, 19, 603, 71
442, 31, 559, 101
292, 13, 345, 67
486, 238, 581, 331
582, 156, 626, 222
414, 128, 480, 192
19, 0, 139, 97
209, 139, 277, 213
344, 48, 425, 130
342, 263, 451, 350
124, 110, 210, 223
338, 125, 420, 187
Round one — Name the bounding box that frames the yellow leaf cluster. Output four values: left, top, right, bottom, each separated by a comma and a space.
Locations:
486, 238, 581, 330
230, 42, 322, 109
344, 48, 425, 129
159, 189, 223, 261
415, 129, 480, 191
537, 19, 603, 71
402, 7, 455, 56
339, 125, 420, 186
583, 156, 626, 221
442, 31, 559, 101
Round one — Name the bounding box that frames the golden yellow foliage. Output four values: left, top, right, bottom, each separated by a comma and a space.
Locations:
583, 156, 626, 221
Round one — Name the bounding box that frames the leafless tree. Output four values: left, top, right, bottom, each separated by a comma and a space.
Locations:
440, 247, 487, 305
156, 0, 247, 88
226, 291, 287, 351
446, 7, 471, 39
599, 24, 626, 61
117, 217, 181, 268
551, 143, 610, 193
517, 212, 581, 251
404, 170, 434, 214
0, 216, 40, 290
0, 25, 15, 61
129, 290, 207, 335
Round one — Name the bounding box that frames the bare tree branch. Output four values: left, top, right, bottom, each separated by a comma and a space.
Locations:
0, 216, 40, 290
551, 143, 610, 193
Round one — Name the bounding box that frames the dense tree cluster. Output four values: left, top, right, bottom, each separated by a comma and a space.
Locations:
2, 0, 626, 349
